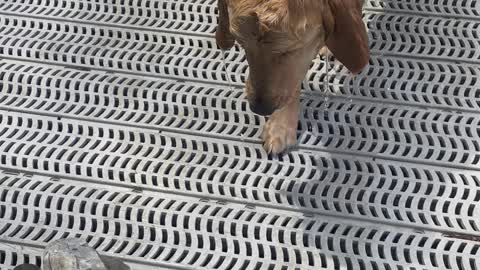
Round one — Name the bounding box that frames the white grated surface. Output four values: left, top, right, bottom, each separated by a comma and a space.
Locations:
0, 0, 479, 269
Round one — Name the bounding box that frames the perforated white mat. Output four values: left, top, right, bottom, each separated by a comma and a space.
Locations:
0, 1, 479, 269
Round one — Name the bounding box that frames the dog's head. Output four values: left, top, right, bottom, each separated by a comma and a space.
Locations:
216, 0, 370, 115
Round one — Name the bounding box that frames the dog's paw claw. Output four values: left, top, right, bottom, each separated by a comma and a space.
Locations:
262, 118, 297, 155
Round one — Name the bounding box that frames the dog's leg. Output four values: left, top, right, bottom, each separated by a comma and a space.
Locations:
216, 0, 235, 50
261, 94, 300, 155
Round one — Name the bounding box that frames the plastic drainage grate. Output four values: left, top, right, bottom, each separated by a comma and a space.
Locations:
0, 0, 479, 269
0, 242, 43, 269
365, 14, 480, 62
0, 61, 479, 168
0, 0, 219, 35
0, 171, 479, 270
1, 14, 480, 83
1, 58, 479, 114
0, 13, 479, 113
0, 110, 479, 236
365, 0, 480, 18
0, 0, 479, 34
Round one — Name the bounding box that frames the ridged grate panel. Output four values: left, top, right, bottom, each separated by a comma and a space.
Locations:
365, 0, 480, 18
0, 0, 219, 35
0, 111, 479, 235
0, 0, 479, 34
0, 14, 478, 112
365, 14, 480, 62
0, 243, 42, 270
0, 0, 479, 269
0, 171, 479, 270
0, 4, 479, 64
2, 55, 479, 114
1, 62, 479, 168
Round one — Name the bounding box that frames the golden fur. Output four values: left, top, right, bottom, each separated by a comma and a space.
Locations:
229, 0, 332, 35
216, 0, 369, 154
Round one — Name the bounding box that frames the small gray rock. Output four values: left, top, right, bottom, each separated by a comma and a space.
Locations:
42, 238, 130, 270
43, 239, 106, 270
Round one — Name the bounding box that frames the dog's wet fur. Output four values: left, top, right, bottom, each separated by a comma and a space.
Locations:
216, 0, 370, 154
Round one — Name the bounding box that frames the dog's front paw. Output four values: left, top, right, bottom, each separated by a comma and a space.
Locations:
262, 111, 298, 155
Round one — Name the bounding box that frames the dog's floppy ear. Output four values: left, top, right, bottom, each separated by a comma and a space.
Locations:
325, 0, 370, 74
216, 0, 235, 49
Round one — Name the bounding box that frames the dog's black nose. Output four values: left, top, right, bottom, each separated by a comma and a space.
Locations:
249, 100, 275, 116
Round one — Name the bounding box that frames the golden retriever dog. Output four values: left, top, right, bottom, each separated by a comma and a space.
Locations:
216, 0, 370, 154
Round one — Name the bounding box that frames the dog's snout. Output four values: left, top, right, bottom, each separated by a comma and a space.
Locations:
249, 98, 275, 116
245, 79, 276, 115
